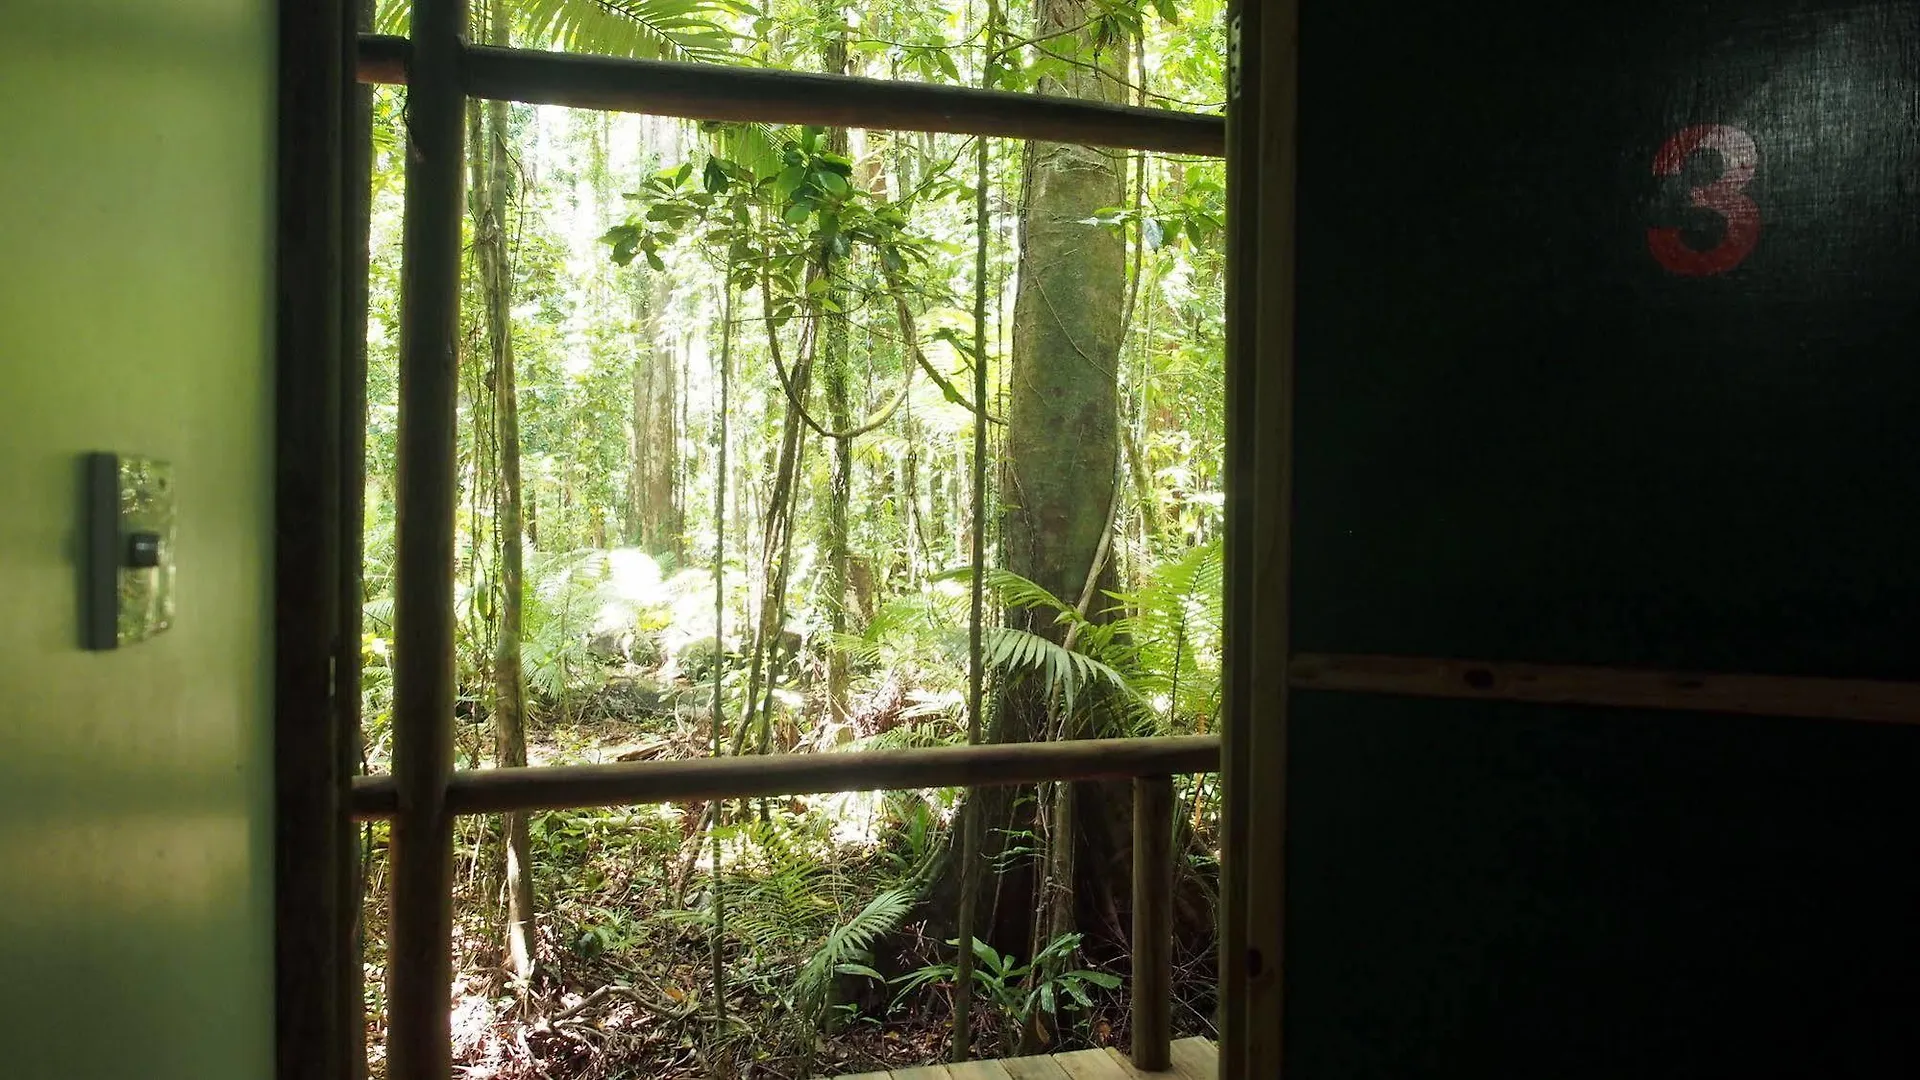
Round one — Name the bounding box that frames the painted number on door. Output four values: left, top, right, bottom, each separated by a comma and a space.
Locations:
1648, 124, 1761, 276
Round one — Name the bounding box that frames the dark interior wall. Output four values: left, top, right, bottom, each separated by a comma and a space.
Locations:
1286, 694, 1920, 1079
1286, 1, 1920, 1075
1294, 0, 1920, 679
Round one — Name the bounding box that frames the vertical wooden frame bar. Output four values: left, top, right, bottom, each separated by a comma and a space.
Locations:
339, 0, 376, 1075
1244, 0, 1299, 1075
388, 0, 467, 1077
1217, 0, 1257, 1070
1222, 0, 1298, 1076
1131, 776, 1174, 1071
275, 0, 347, 1076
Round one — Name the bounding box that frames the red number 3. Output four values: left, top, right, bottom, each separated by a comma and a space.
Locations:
1648, 124, 1762, 276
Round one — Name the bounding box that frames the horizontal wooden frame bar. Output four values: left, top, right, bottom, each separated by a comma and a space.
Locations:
350, 735, 1220, 820
355, 34, 1226, 158
1289, 653, 1920, 726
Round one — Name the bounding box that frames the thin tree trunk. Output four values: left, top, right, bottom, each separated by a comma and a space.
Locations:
952, 5, 1000, 1056
630, 269, 679, 554
473, 0, 535, 990
734, 264, 813, 758
641, 317, 656, 538
709, 281, 736, 1026
820, 0, 855, 725
1118, 44, 1165, 554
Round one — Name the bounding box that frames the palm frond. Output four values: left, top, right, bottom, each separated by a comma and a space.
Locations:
937, 565, 1083, 627
704, 121, 789, 178
373, 0, 410, 33
794, 886, 916, 1013
515, 0, 740, 64
983, 626, 1133, 711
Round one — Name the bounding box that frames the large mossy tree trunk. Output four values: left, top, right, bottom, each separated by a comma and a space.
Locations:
473, 0, 536, 990
929, 0, 1130, 985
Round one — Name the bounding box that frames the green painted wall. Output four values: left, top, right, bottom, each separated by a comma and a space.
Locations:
0, 1, 276, 1077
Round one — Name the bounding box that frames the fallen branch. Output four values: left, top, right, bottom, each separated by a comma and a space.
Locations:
543, 977, 700, 1029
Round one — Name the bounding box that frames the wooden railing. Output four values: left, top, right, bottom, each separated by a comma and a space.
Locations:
354, 34, 1224, 157
350, 735, 1219, 817
353, 735, 1219, 1072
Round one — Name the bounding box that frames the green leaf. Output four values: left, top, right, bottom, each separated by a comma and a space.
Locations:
703, 157, 731, 194
817, 169, 851, 197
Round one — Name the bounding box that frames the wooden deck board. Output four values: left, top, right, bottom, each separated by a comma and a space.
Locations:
1098, 1047, 1166, 1078
1050, 1049, 1131, 1080
822, 1039, 1214, 1080
999, 1056, 1075, 1080
947, 1062, 1016, 1079
1168, 1038, 1217, 1080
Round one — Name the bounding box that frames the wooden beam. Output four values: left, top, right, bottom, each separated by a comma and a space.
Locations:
385, 0, 465, 1078
1130, 777, 1174, 1072
354, 34, 1225, 158
1215, 0, 1256, 1065
274, 1, 346, 1078
356, 32, 407, 84
349, 736, 1220, 819
338, 3, 375, 1077
1288, 653, 1920, 726
1226, 2, 1299, 1078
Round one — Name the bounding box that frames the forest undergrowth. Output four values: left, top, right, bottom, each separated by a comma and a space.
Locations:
357, 551, 1223, 1079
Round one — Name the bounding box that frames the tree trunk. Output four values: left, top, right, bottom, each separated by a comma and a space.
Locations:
819, 0, 854, 725
929, 0, 1130, 973
734, 274, 810, 759
473, 0, 536, 989
629, 269, 680, 556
